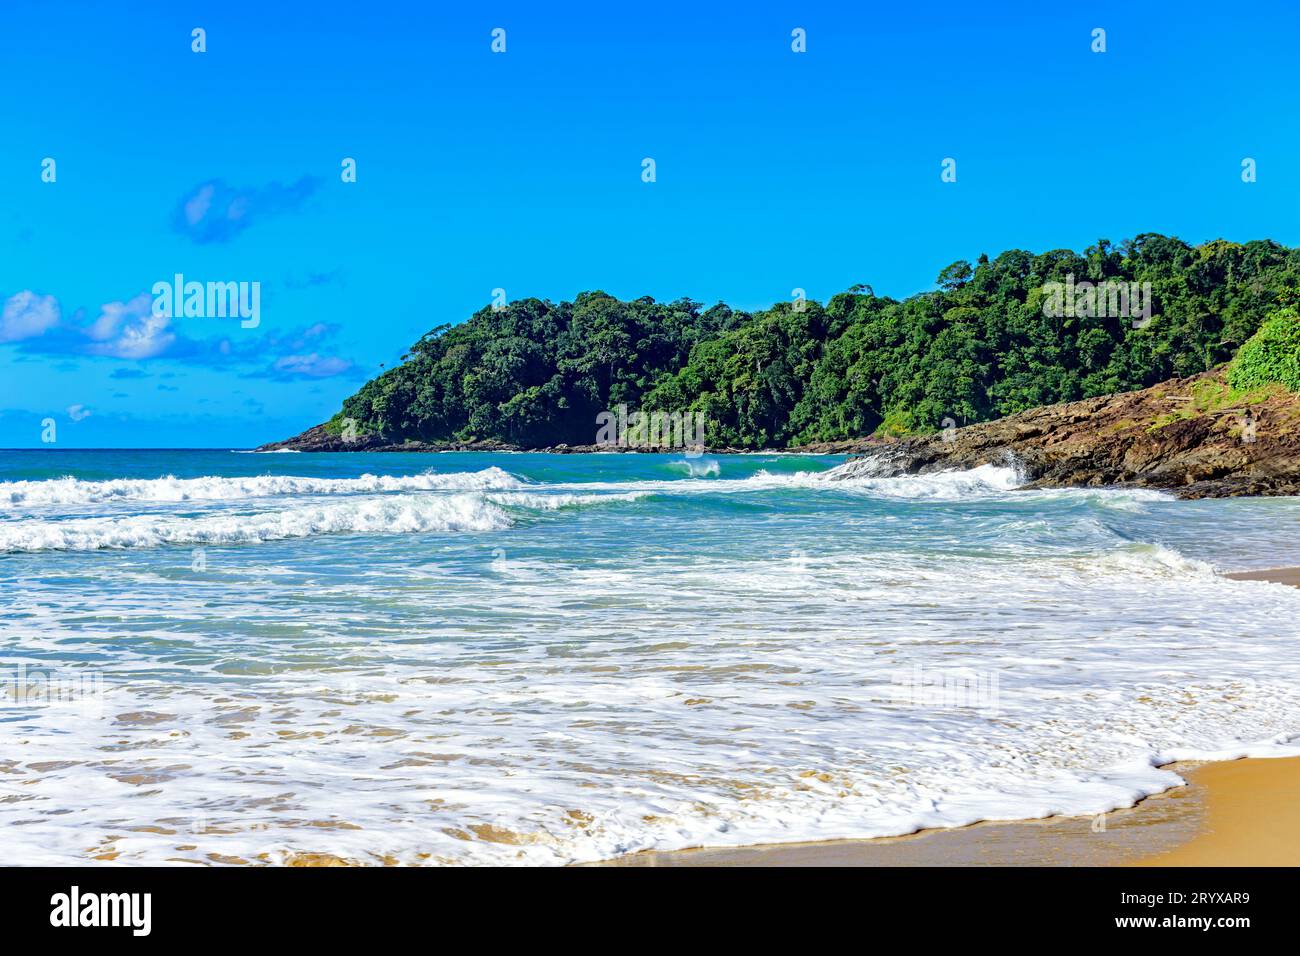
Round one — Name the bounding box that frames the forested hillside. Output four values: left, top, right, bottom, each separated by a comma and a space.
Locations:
326, 235, 1300, 449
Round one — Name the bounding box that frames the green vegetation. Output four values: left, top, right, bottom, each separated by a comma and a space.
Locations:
1146, 379, 1274, 432
334, 235, 1300, 448
1228, 307, 1300, 393
336, 295, 743, 446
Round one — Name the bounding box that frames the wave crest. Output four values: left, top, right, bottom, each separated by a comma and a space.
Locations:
811, 462, 1023, 498
0, 494, 510, 552
0, 467, 522, 507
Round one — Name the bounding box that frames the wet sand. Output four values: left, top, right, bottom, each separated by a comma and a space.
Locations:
1224, 566, 1300, 587
596, 757, 1300, 867
1133, 756, 1300, 866
594, 765, 1205, 866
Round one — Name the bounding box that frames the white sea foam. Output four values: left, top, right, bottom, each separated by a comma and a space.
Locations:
541, 463, 1028, 501
545, 462, 1172, 507
0, 467, 522, 507
0, 494, 510, 551
488, 490, 650, 510
4, 454, 1300, 866
0, 462, 1116, 515
822, 462, 1023, 497
4, 539, 1300, 866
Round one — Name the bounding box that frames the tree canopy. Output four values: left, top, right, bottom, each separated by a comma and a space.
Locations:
333, 235, 1300, 448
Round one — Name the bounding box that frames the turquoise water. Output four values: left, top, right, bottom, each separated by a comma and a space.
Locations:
3, 449, 1300, 864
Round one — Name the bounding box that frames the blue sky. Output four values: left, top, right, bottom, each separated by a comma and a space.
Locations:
2, 0, 1298, 447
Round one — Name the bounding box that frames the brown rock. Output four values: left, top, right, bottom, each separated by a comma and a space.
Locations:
830, 369, 1300, 499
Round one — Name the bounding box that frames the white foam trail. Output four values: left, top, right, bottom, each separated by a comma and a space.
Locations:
489, 491, 649, 510
0, 462, 1092, 513
822, 458, 1182, 506
0, 494, 510, 552
823, 462, 1023, 497
545, 464, 1028, 501
0, 467, 522, 507
823, 458, 1020, 490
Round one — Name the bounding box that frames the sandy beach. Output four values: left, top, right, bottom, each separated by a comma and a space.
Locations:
595, 757, 1300, 866
594, 567, 1300, 867
1224, 566, 1300, 587
1133, 756, 1300, 866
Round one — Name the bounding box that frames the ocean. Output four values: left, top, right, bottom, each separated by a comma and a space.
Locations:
3, 448, 1300, 865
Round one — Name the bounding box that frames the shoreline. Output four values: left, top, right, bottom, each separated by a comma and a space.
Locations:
592, 757, 1300, 867
592, 565, 1300, 867
1223, 565, 1300, 587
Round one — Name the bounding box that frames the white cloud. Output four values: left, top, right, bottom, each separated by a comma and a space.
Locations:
2, 287, 355, 377
0, 291, 60, 342
85, 293, 176, 359
66, 404, 92, 422
270, 353, 353, 379
183, 183, 215, 226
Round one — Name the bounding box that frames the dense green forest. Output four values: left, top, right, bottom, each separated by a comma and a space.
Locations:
331, 235, 1300, 448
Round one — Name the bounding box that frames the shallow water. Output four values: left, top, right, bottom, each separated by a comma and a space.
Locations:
2, 449, 1300, 865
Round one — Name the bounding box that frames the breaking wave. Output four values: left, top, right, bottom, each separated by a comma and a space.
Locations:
0, 494, 510, 552
0, 467, 522, 507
